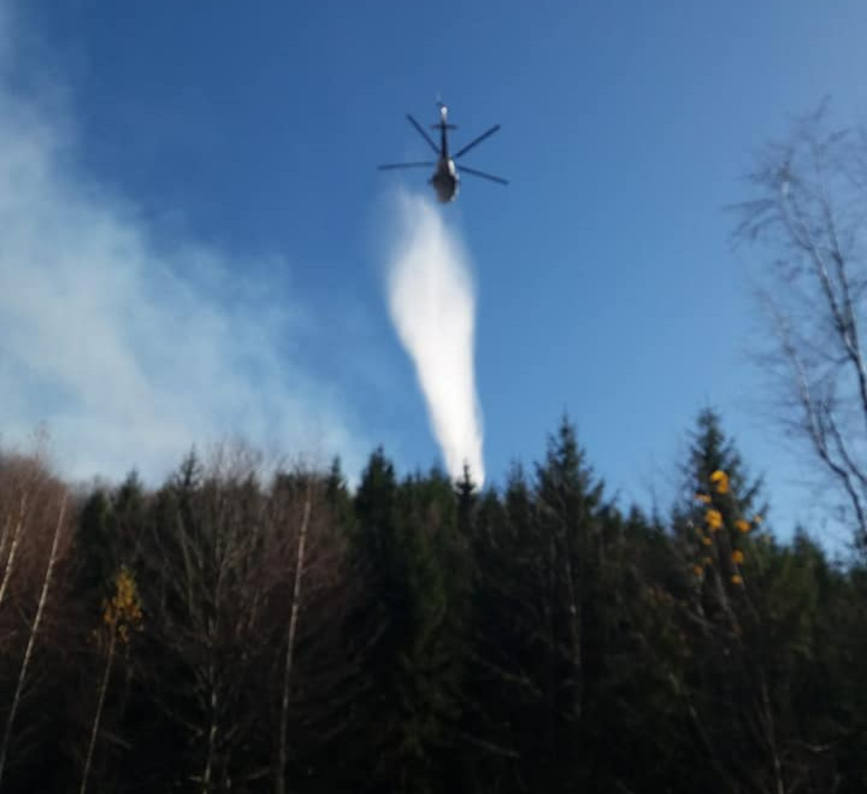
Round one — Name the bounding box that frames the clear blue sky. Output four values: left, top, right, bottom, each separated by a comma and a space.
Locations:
4, 0, 867, 543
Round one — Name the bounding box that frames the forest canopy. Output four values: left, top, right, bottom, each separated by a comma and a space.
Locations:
0, 410, 865, 794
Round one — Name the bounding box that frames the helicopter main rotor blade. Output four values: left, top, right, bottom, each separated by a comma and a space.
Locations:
453, 124, 501, 159
406, 114, 440, 154
378, 161, 435, 170
457, 165, 509, 185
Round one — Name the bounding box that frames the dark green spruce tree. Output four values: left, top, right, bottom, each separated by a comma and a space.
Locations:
343, 450, 469, 794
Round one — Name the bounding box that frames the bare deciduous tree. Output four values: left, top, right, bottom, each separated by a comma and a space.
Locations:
274, 475, 312, 794
0, 452, 48, 614
735, 103, 867, 547
0, 488, 68, 787
267, 467, 355, 794
143, 445, 272, 792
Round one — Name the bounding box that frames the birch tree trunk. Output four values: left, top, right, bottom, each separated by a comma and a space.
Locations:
0, 493, 30, 610
79, 627, 117, 794
274, 481, 313, 794
0, 495, 66, 786
0, 515, 12, 576
201, 663, 218, 794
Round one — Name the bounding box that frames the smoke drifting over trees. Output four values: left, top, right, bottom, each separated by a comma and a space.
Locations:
1, 1, 866, 784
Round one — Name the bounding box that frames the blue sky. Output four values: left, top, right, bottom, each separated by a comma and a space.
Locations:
3, 0, 867, 543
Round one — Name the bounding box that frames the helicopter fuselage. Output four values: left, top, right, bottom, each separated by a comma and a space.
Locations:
431, 157, 459, 203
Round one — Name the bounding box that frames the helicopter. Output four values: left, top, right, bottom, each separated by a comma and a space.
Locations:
378, 103, 507, 203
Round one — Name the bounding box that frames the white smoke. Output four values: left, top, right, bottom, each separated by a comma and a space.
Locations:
385, 192, 485, 485
0, 7, 366, 484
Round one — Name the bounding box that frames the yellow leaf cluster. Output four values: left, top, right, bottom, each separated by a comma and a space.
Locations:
101, 567, 143, 643
731, 549, 744, 565
695, 492, 712, 505
735, 519, 750, 533
710, 470, 729, 494
705, 508, 723, 531
731, 574, 743, 586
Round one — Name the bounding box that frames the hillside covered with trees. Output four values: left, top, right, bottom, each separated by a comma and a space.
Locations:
0, 410, 865, 794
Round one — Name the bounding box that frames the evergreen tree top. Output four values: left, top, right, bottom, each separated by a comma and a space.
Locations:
535, 416, 603, 506
682, 409, 766, 520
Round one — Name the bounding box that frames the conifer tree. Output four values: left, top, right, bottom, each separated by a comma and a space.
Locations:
346, 452, 469, 794
669, 409, 852, 791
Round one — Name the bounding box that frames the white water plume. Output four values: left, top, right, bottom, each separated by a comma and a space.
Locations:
385, 192, 485, 485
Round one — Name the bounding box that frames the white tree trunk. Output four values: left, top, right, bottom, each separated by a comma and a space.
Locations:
275, 481, 313, 794
79, 628, 117, 794
0, 493, 30, 611
0, 495, 66, 786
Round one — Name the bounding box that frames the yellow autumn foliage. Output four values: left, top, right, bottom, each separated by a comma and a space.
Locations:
101, 567, 143, 644
705, 508, 723, 531
710, 470, 729, 494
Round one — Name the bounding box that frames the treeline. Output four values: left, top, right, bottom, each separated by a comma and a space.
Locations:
1, 411, 866, 793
